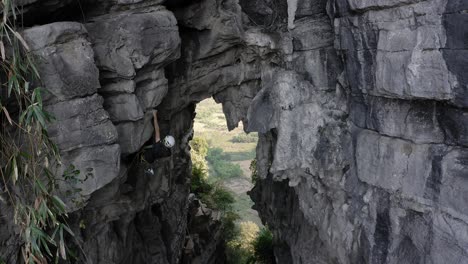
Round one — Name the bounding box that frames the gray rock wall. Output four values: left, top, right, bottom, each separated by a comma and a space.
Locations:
0, 0, 467, 263
250, 0, 468, 263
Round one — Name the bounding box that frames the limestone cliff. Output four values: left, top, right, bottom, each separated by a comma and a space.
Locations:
0, 0, 467, 263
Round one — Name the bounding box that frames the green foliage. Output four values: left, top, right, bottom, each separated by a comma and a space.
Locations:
0, 1, 79, 262
191, 136, 251, 263
207, 148, 243, 179
211, 187, 235, 210
190, 136, 212, 194
191, 136, 209, 157
221, 211, 240, 242
79, 219, 86, 230
190, 136, 210, 185
206, 147, 224, 161
231, 133, 258, 143
226, 244, 255, 264
226, 221, 260, 264
191, 166, 213, 194
223, 150, 256, 162
190, 138, 236, 211
197, 185, 236, 212
252, 227, 275, 264
226, 223, 277, 264
236, 221, 260, 253
250, 158, 258, 184
213, 160, 243, 179
193, 99, 264, 263
230, 193, 258, 225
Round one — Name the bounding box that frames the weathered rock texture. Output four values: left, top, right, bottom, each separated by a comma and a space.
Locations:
0, 0, 467, 263
250, 0, 468, 263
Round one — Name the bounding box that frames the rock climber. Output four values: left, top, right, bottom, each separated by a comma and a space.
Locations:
143, 110, 175, 163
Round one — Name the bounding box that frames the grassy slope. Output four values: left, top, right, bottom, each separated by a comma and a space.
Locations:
194, 98, 261, 225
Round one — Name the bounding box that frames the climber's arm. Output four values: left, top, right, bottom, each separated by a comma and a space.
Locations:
153, 110, 161, 143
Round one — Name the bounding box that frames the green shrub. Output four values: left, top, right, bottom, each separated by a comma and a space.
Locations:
190, 136, 212, 194
237, 222, 260, 253
212, 187, 235, 210
206, 147, 226, 162
207, 148, 243, 179
213, 160, 243, 179
222, 211, 240, 241
191, 136, 209, 157
227, 225, 277, 264
250, 159, 258, 184
198, 185, 235, 211
190, 137, 209, 177
191, 166, 213, 194
190, 139, 237, 211
224, 150, 256, 161
231, 133, 258, 143
253, 227, 275, 264
226, 244, 255, 264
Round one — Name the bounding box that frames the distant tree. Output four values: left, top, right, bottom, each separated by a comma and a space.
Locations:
237, 221, 260, 253
207, 147, 224, 163
190, 137, 209, 179
212, 186, 236, 211
231, 133, 258, 143
207, 147, 243, 179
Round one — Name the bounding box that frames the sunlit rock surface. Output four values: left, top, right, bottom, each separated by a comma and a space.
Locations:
0, 0, 467, 263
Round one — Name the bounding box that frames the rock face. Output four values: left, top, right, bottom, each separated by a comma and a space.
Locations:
23, 22, 121, 208
250, 0, 468, 263
0, 0, 467, 263
182, 195, 226, 264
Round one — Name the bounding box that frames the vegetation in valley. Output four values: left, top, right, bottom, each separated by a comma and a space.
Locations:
191, 98, 275, 263
193, 98, 259, 223
190, 136, 275, 263
190, 135, 236, 212
207, 147, 244, 180
231, 133, 258, 143
225, 221, 259, 264
251, 227, 275, 264
225, 224, 275, 264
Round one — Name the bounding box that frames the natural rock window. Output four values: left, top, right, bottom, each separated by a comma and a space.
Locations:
185, 98, 270, 263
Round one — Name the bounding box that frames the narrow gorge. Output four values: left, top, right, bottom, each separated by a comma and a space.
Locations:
0, 0, 467, 263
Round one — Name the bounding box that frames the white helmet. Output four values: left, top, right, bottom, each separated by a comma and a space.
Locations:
163, 135, 175, 148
